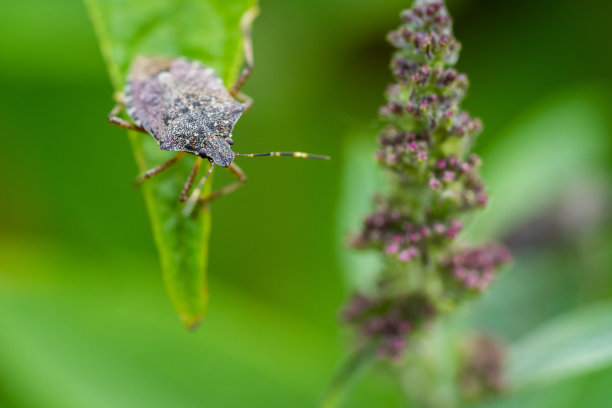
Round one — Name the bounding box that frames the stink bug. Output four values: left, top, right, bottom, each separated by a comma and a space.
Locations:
107, 10, 328, 214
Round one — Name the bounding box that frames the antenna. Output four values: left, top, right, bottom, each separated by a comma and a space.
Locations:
236, 152, 330, 160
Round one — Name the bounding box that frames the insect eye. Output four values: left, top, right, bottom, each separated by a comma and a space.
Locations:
226, 138, 234, 146
198, 148, 208, 158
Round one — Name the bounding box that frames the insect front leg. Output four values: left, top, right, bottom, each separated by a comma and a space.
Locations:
180, 157, 203, 202
198, 163, 247, 206
230, 7, 258, 96
182, 160, 215, 217
108, 102, 148, 133
133, 152, 186, 186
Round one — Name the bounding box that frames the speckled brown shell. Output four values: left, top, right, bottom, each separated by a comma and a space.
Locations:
124, 56, 245, 155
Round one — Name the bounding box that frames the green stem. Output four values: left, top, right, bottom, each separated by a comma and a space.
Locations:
319, 343, 378, 408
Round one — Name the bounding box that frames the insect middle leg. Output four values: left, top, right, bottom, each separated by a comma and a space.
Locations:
230, 7, 258, 96
134, 152, 186, 185
198, 163, 247, 206
107, 102, 148, 133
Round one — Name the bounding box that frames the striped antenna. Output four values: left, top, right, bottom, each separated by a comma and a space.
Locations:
236, 152, 330, 160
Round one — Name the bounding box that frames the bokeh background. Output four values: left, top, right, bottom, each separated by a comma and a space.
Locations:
1, 0, 611, 407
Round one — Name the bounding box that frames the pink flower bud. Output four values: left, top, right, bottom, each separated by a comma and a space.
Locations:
386, 242, 400, 255
398, 246, 418, 262
398, 250, 411, 262
476, 193, 488, 205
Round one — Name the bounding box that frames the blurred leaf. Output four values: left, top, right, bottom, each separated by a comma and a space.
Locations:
463, 87, 609, 241
507, 301, 612, 389
458, 252, 581, 341
84, 0, 257, 328
0, 240, 333, 408
471, 376, 585, 408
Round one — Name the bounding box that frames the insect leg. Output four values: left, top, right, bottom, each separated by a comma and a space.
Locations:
180, 157, 203, 202
230, 7, 258, 96
108, 103, 148, 133
182, 161, 215, 217
133, 152, 186, 186
234, 92, 253, 113
198, 163, 247, 206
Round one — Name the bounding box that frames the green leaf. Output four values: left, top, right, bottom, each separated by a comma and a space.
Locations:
507, 301, 612, 389
84, 0, 257, 329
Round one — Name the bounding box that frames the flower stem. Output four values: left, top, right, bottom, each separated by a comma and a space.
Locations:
319, 343, 378, 408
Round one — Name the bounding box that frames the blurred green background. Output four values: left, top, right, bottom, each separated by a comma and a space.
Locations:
1, 0, 611, 407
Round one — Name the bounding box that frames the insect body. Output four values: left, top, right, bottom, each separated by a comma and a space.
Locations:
126, 56, 244, 167
107, 18, 328, 214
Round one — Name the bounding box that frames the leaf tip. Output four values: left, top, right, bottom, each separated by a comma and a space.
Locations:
181, 313, 206, 331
